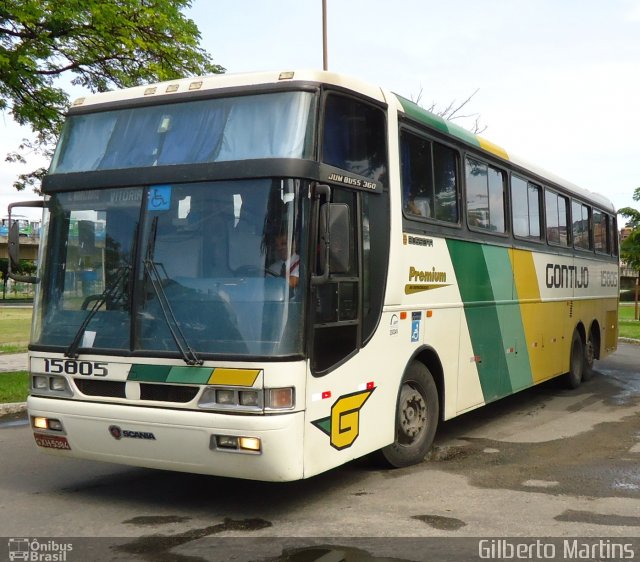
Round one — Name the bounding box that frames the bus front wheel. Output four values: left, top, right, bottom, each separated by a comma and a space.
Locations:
380, 361, 439, 468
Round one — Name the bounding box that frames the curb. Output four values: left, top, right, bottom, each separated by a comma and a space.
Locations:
619, 338, 640, 346
0, 402, 27, 416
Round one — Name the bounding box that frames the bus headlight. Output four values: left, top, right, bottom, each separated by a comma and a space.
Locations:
32, 416, 64, 432
33, 376, 48, 390
198, 386, 294, 411
211, 434, 262, 454
215, 389, 235, 405
31, 375, 73, 397
239, 390, 259, 407
238, 437, 261, 452
50, 377, 68, 392
198, 387, 264, 412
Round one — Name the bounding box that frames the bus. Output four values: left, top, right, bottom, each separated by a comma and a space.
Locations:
0, 215, 38, 237
12, 70, 619, 481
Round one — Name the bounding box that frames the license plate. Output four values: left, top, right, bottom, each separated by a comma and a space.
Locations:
33, 433, 72, 450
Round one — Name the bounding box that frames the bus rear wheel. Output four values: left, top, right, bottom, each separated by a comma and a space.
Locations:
582, 331, 595, 381
563, 330, 584, 389
380, 361, 439, 468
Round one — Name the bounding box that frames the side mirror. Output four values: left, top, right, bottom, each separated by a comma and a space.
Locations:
313, 201, 352, 285
7, 200, 44, 284
326, 203, 351, 274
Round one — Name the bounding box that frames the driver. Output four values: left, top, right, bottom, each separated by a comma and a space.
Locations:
267, 233, 299, 289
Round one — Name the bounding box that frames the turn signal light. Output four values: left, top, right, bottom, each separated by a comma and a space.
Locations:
267, 387, 294, 409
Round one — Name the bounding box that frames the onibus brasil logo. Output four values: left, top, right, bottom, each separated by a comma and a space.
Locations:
8, 538, 73, 561
312, 388, 375, 450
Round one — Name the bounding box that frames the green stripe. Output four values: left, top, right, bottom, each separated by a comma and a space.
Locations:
448, 240, 511, 401
128, 364, 171, 383
482, 247, 533, 391
127, 364, 214, 384
397, 96, 481, 148
166, 366, 213, 384
448, 241, 536, 399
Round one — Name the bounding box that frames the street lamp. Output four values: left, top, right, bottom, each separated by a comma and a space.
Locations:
322, 0, 328, 71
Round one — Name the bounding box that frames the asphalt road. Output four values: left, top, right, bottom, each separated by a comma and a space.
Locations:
1, 343, 639, 561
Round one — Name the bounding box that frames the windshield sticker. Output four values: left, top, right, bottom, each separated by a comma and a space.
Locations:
148, 185, 172, 211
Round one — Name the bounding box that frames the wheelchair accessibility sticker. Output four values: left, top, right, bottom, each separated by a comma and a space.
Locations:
411, 311, 421, 342
148, 185, 172, 211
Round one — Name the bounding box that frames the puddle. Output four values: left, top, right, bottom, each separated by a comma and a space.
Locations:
555, 509, 640, 527
114, 517, 272, 562
412, 514, 466, 531
0, 417, 29, 428
123, 515, 192, 526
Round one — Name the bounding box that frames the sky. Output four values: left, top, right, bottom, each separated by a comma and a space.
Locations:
2, 0, 639, 222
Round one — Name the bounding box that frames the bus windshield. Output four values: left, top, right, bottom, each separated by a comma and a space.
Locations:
33, 179, 308, 358
50, 92, 316, 173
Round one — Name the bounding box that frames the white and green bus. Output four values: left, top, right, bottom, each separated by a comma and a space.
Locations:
10, 70, 619, 481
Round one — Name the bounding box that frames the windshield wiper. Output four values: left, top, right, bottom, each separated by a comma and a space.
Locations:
65, 265, 130, 359
143, 217, 202, 366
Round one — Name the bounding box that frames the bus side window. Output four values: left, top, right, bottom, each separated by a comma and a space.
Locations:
593, 209, 608, 253
511, 175, 542, 240
572, 200, 592, 250
401, 131, 459, 223
465, 157, 506, 233
433, 142, 459, 222
322, 94, 387, 184
610, 214, 619, 256
545, 189, 570, 246
401, 131, 433, 218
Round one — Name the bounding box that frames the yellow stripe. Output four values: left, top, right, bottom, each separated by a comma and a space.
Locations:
208, 368, 261, 387
478, 137, 509, 161
510, 249, 566, 382
510, 249, 539, 302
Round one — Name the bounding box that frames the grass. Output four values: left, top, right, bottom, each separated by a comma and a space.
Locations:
619, 303, 640, 340
0, 307, 32, 354
0, 371, 29, 403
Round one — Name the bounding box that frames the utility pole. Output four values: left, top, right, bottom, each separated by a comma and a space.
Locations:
635, 273, 639, 321
322, 0, 328, 71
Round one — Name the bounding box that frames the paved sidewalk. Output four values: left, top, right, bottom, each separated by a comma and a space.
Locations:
0, 353, 28, 372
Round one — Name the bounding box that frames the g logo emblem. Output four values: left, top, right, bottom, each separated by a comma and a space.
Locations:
312, 389, 374, 450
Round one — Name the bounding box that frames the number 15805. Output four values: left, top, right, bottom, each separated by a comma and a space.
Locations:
43, 358, 108, 376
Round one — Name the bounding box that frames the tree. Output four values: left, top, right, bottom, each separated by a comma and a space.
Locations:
619, 187, 640, 272
1, 0, 223, 191
412, 87, 487, 135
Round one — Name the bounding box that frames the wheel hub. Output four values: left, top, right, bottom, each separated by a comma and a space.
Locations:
399, 385, 427, 441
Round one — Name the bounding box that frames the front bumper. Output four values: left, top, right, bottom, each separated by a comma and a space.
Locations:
28, 395, 305, 482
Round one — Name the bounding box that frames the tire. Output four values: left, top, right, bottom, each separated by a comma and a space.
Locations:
380, 361, 439, 468
582, 331, 595, 381
563, 330, 584, 389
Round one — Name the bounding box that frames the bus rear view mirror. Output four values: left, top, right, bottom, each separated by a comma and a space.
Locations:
7, 200, 44, 284
316, 202, 351, 283
8, 221, 20, 270
326, 203, 351, 274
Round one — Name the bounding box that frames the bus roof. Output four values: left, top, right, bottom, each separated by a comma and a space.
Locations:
69, 70, 614, 213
